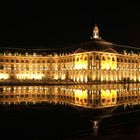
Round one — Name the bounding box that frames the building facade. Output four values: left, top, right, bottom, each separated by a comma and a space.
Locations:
0, 84, 140, 108
0, 25, 140, 83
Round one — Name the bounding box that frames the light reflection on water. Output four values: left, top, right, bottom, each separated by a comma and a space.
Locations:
0, 83, 140, 109
1, 84, 140, 140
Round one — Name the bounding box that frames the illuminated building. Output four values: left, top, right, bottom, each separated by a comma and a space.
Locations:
0, 84, 140, 108
0, 25, 140, 83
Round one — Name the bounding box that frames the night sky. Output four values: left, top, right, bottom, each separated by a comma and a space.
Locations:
0, 1, 140, 49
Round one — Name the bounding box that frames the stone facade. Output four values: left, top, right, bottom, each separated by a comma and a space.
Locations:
0, 25, 140, 84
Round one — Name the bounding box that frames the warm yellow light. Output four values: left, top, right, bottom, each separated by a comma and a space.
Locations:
54, 73, 58, 80
93, 24, 99, 39
101, 57, 117, 70
111, 90, 117, 98
74, 89, 87, 105
74, 60, 87, 69
101, 89, 117, 106
16, 73, 44, 80
0, 74, 10, 79
101, 61, 110, 69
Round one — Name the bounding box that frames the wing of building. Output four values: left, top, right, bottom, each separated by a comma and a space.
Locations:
0, 25, 140, 84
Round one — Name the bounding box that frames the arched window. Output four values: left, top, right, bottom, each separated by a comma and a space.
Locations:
112, 57, 115, 61
42, 60, 45, 63
90, 56, 92, 60
16, 60, 19, 63
96, 56, 99, 60
0, 65, 3, 69
102, 57, 105, 60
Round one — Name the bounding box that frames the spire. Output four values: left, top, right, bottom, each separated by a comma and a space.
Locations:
90, 24, 100, 39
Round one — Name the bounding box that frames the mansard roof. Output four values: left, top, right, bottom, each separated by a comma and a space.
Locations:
0, 38, 140, 55
73, 38, 140, 55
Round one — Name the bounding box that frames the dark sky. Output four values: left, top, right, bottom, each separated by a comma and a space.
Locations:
0, 1, 140, 48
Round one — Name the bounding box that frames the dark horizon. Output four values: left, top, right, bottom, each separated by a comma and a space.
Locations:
0, 1, 140, 49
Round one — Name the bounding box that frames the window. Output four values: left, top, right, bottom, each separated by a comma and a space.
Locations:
0, 65, 3, 69
96, 56, 99, 60
102, 57, 105, 60
26, 60, 29, 63
112, 57, 115, 61
90, 56, 92, 60
11, 65, 14, 70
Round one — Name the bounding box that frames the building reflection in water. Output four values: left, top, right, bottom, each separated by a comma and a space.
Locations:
0, 84, 140, 109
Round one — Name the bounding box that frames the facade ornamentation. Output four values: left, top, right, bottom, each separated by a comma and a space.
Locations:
0, 25, 140, 84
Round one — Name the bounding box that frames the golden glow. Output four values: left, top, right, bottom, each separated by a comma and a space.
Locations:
93, 24, 99, 39
112, 60, 117, 70
1, 84, 140, 108
16, 74, 44, 80
0, 73, 10, 79
54, 73, 58, 80
0, 41, 138, 84
111, 89, 117, 104
74, 89, 87, 105
101, 89, 117, 106
74, 59, 88, 69
101, 56, 117, 70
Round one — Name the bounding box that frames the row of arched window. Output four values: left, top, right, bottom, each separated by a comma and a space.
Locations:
0, 55, 139, 64
117, 58, 138, 63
